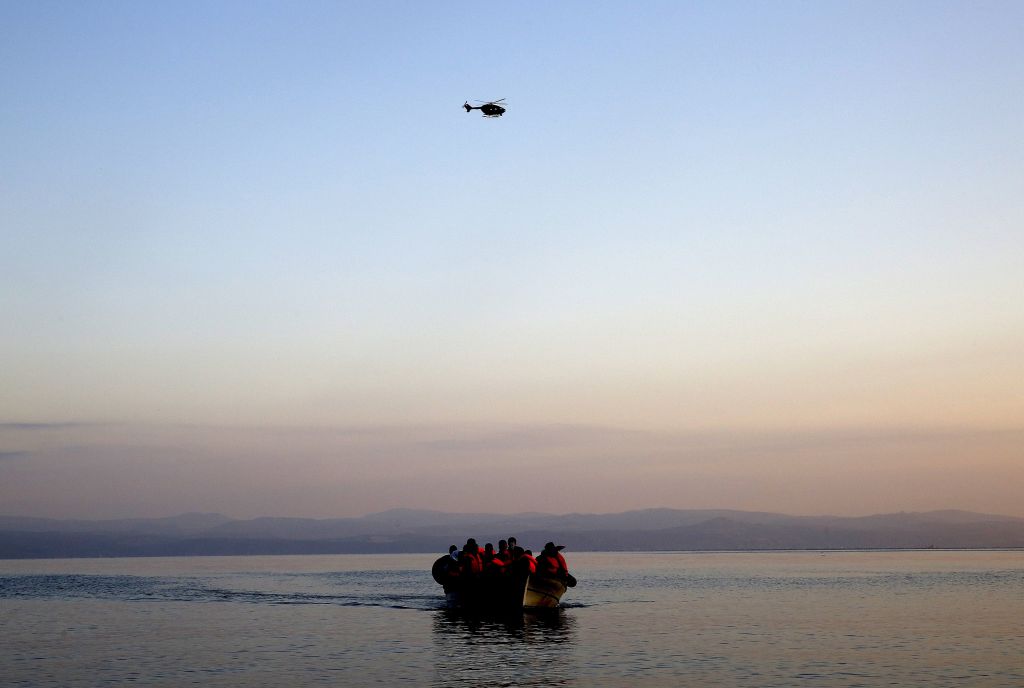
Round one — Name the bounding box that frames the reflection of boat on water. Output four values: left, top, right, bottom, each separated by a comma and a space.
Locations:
431, 607, 576, 687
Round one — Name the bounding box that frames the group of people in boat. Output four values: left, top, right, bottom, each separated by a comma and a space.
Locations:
432, 537, 573, 586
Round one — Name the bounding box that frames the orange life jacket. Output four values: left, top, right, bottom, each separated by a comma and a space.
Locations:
461, 551, 482, 575
538, 551, 568, 577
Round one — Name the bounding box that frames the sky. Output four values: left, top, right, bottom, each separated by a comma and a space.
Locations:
2, 2, 1022, 519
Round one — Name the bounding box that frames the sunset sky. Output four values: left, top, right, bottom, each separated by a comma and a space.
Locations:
2, 2, 1022, 519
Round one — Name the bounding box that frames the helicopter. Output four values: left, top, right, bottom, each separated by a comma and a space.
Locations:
463, 99, 506, 117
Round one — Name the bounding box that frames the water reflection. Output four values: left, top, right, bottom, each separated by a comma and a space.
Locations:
431, 609, 577, 686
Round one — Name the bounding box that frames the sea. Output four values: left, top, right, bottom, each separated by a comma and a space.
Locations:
1, 550, 1021, 687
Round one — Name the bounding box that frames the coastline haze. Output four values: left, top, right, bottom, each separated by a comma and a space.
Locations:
1, 422, 1022, 520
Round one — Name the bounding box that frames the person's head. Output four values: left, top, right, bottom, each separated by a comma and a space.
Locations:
512, 546, 524, 560
465, 538, 477, 549
544, 542, 564, 555
525, 549, 533, 556
448, 545, 457, 554
498, 539, 508, 552
508, 536, 517, 548
484, 543, 494, 554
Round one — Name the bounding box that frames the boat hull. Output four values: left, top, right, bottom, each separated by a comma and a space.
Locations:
443, 571, 530, 611
524, 575, 567, 608
442, 572, 568, 610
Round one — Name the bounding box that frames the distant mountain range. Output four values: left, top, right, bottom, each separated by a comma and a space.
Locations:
1, 508, 1022, 559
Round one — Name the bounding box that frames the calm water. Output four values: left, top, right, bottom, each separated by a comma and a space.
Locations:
1, 551, 1021, 687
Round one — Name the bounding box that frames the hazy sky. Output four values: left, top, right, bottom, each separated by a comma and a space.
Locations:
2, 2, 1022, 519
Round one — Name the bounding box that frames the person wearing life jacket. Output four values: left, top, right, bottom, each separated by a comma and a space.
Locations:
481, 542, 495, 567
494, 539, 510, 563
460, 539, 483, 576
507, 546, 532, 576
522, 548, 538, 575
485, 550, 508, 576
537, 542, 569, 579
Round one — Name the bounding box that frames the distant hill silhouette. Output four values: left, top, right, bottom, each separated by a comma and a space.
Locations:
0, 508, 1021, 558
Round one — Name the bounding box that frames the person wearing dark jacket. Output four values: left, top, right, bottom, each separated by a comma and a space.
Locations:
431, 545, 461, 585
